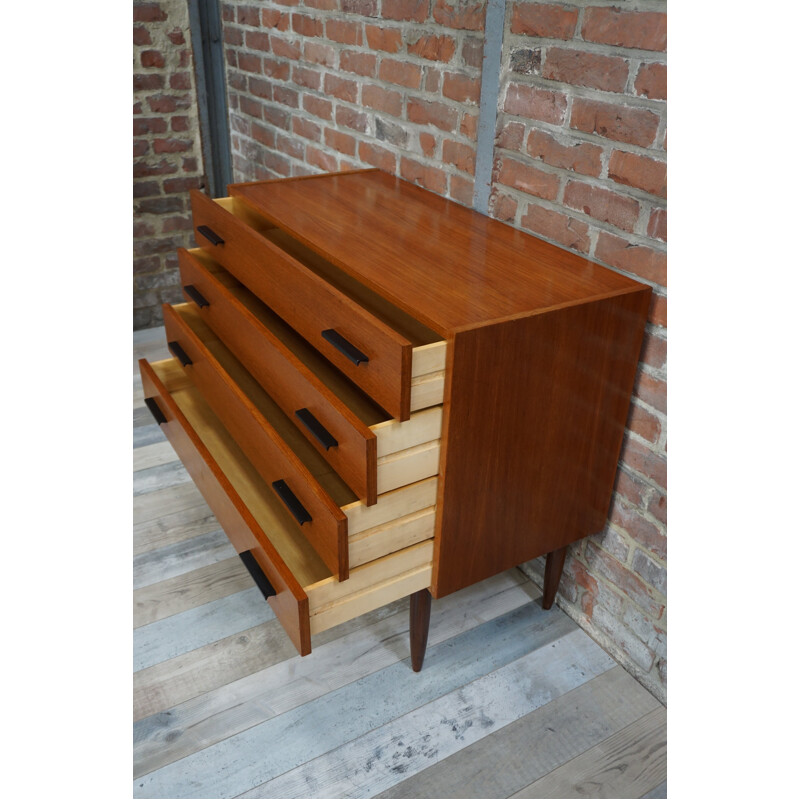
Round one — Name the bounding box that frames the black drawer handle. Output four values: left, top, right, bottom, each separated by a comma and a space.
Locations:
321, 329, 369, 366
144, 396, 167, 425
168, 340, 193, 367
183, 284, 210, 308
295, 408, 338, 451
272, 480, 312, 526
239, 550, 277, 600
197, 224, 225, 246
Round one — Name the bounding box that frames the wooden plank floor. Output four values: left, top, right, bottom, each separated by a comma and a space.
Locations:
133, 327, 667, 799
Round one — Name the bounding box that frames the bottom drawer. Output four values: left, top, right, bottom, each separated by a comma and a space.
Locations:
139, 356, 433, 656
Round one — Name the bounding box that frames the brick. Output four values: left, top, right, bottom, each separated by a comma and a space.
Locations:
292, 13, 323, 37
542, 48, 629, 93
375, 117, 408, 146
238, 52, 262, 74
136, 197, 185, 217
584, 541, 664, 618
496, 157, 560, 202
443, 139, 475, 175
338, 106, 370, 133
240, 95, 263, 120
401, 157, 447, 194
263, 150, 292, 177
133, 217, 156, 238
133, 180, 161, 200
635, 62, 667, 100
582, 7, 667, 52
358, 141, 397, 172
632, 549, 666, 595
362, 84, 403, 116
305, 0, 338, 8
648, 208, 666, 242
626, 400, 662, 444
325, 128, 357, 156
510, 2, 578, 40
133, 26, 151, 46
570, 98, 660, 147
248, 76, 273, 101
264, 104, 292, 130
245, 30, 270, 51
595, 231, 666, 286
340, 50, 377, 76
462, 36, 483, 68
613, 468, 648, 508
276, 132, 305, 160
379, 58, 422, 88
152, 138, 192, 154
520, 203, 590, 253
134, 73, 164, 91
419, 132, 437, 157
342, 0, 378, 14
304, 95, 333, 120
133, 116, 167, 135
228, 71, 246, 92
596, 525, 630, 563
304, 41, 337, 66
424, 67, 441, 92
442, 72, 480, 103
641, 332, 666, 371
496, 121, 525, 151
167, 27, 185, 45
647, 491, 667, 527
611, 501, 666, 561
489, 191, 518, 223
133, 158, 177, 178
326, 19, 363, 45
433, 0, 486, 31
293, 116, 322, 141
270, 36, 302, 60
292, 65, 322, 90
510, 47, 541, 75
133, 255, 161, 274
649, 293, 666, 327
262, 8, 291, 30
237, 5, 261, 27
620, 434, 666, 491
504, 83, 568, 125
632, 369, 666, 415
449, 174, 474, 206
409, 34, 457, 62
306, 145, 339, 172
383, 0, 429, 22
179, 49, 192, 68
161, 215, 194, 233
365, 25, 403, 53
167, 73, 191, 92
324, 74, 359, 102
224, 26, 243, 46
592, 604, 656, 672
564, 180, 640, 232
181, 156, 198, 173
608, 151, 667, 198
252, 122, 276, 148
133, 3, 167, 23
408, 98, 458, 132
526, 129, 603, 177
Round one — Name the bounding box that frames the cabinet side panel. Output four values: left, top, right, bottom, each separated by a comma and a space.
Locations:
432, 289, 651, 598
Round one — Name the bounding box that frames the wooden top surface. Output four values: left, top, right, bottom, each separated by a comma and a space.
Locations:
231, 170, 644, 337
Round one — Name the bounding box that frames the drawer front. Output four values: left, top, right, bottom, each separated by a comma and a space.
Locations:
190, 190, 415, 420
138, 358, 312, 655
178, 247, 379, 505
162, 303, 350, 581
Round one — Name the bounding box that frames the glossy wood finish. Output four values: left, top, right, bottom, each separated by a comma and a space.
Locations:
542, 546, 568, 610
190, 189, 417, 419
163, 302, 351, 581
432, 289, 651, 597
178, 246, 380, 504
409, 588, 432, 672
231, 170, 644, 337
138, 358, 313, 655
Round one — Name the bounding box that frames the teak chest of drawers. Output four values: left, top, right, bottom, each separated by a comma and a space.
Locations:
139, 169, 650, 669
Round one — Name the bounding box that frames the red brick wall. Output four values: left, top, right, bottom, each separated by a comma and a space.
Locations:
133, 0, 207, 330
218, 0, 667, 702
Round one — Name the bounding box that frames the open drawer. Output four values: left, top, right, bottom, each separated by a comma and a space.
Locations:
178, 247, 443, 505
161, 302, 441, 581
139, 357, 434, 656
190, 190, 446, 420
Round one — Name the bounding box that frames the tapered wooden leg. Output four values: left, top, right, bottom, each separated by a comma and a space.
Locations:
542, 546, 568, 610
409, 588, 432, 672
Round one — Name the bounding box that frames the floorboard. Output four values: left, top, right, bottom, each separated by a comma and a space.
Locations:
132, 326, 666, 799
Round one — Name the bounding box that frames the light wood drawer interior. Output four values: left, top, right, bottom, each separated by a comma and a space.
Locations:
144, 357, 434, 645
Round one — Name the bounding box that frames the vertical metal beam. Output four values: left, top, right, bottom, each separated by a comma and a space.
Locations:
472, 0, 507, 215
188, 0, 232, 197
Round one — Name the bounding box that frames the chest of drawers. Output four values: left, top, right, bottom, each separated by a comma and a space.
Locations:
139, 169, 650, 669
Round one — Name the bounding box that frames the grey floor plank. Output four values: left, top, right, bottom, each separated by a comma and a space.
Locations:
510, 707, 667, 799
134, 600, 578, 798
133, 481, 207, 526
377, 665, 661, 800
134, 587, 274, 672
133, 528, 234, 590
133, 459, 192, 497
242, 628, 616, 799
134, 555, 252, 628
133, 421, 167, 450
134, 439, 183, 473
641, 780, 667, 798
134, 503, 221, 557
133, 571, 534, 779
